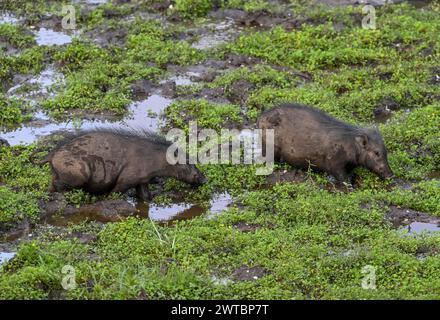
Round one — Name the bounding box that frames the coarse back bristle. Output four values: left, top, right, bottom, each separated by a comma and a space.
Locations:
50, 127, 171, 151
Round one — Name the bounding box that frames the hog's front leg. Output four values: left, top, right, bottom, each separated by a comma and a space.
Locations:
136, 184, 152, 202
330, 165, 351, 183
331, 167, 355, 191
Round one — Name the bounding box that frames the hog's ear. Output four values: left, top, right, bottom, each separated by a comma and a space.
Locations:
355, 134, 369, 147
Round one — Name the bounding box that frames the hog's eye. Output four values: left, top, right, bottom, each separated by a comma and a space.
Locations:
374, 151, 380, 157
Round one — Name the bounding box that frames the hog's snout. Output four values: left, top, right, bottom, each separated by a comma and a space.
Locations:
200, 176, 208, 184
193, 174, 207, 185
380, 172, 394, 180
378, 165, 394, 180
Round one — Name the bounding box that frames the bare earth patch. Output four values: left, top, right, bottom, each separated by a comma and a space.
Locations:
232, 265, 268, 282
386, 205, 440, 229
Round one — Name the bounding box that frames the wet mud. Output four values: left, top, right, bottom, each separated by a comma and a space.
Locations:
41, 191, 233, 227
386, 205, 440, 234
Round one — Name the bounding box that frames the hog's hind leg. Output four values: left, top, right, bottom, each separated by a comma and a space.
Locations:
110, 174, 135, 196
330, 167, 355, 191
49, 168, 81, 193
50, 154, 91, 192
136, 184, 152, 202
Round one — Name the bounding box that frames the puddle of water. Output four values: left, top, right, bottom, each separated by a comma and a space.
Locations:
7, 66, 65, 103
46, 208, 125, 226
161, 71, 201, 86
145, 202, 205, 222
139, 192, 232, 222
0, 94, 174, 146
0, 252, 16, 266
34, 28, 73, 46
168, 73, 198, 86
400, 222, 440, 235
28, 67, 64, 93
192, 34, 230, 50
124, 94, 173, 132
0, 12, 20, 24
46, 192, 233, 227
207, 192, 233, 218
45, 201, 205, 226
1, 114, 75, 146
191, 20, 239, 50
164, 64, 217, 87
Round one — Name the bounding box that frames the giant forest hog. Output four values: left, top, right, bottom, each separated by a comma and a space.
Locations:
40, 129, 206, 200
257, 103, 393, 183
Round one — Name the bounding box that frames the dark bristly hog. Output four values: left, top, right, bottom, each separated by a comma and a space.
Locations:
40, 129, 206, 200
257, 103, 393, 183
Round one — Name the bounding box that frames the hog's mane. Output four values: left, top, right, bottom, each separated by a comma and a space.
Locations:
50, 127, 171, 152
265, 103, 381, 139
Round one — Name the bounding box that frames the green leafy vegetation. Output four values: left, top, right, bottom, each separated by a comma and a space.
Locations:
41, 18, 203, 116
0, 0, 68, 23
0, 145, 50, 226
0, 24, 35, 50
174, 0, 213, 19
164, 99, 242, 130
0, 94, 31, 127
0, 46, 46, 87
125, 19, 204, 67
